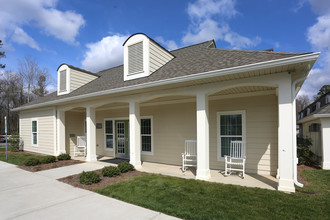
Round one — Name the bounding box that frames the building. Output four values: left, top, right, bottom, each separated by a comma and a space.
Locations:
13, 33, 319, 192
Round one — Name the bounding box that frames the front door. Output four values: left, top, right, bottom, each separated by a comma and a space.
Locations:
115, 120, 129, 158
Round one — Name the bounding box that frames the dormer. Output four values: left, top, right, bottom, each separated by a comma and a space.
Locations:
123, 33, 174, 81
57, 64, 98, 96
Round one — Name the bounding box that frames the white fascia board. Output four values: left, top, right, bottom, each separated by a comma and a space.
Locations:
13, 52, 320, 111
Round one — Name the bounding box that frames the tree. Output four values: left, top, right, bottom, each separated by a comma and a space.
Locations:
296, 94, 310, 119
32, 72, 48, 97
18, 55, 52, 102
0, 40, 5, 69
317, 85, 330, 96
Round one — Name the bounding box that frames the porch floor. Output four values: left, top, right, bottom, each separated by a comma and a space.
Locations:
74, 156, 278, 190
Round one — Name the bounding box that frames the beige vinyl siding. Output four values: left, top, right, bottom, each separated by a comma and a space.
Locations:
302, 118, 322, 158
20, 107, 55, 155
70, 69, 97, 92
96, 108, 129, 157
140, 94, 278, 175
65, 111, 85, 155
210, 95, 278, 175
149, 41, 174, 73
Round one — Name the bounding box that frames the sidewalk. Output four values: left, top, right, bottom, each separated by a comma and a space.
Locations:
0, 161, 179, 220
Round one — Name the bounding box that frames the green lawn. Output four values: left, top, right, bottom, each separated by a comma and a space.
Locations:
0, 149, 44, 165
96, 170, 330, 220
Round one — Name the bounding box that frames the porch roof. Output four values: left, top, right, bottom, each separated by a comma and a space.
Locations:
14, 39, 316, 111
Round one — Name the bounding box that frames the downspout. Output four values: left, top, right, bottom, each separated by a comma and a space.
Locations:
292, 77, 305, 187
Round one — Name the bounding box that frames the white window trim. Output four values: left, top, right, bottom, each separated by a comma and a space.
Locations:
141, 116, 153, 155
31, 118, 38, 147
124, 34, 150, 81
104, 119, 114, 152
217, 110, 246, 161
57, 65, 70, 96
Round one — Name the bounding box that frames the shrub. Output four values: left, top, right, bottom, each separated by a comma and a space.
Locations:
118, 161, 134, 173
8, 132, 21, 151
297, 136, 315, 166
57, 153, 71, 161
24, 158, 40, 166
79, 171, 100, 185
40, 155, 56, 164
102, 166, 121, 177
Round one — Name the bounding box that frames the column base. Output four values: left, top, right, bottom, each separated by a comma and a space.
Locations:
130, 160, 142, 170
322, 161, 330, 170
86, 155, 98, 162
278, 178, 295, 193
196, 169, 211, 180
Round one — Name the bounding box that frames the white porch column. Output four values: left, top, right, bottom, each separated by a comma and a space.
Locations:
196, 92, 211, 180
277, 80, 295, 192
129, 101, 142, 169
86, 106, 97, 162
320, 118, 330, 169
56, 110, 66, 155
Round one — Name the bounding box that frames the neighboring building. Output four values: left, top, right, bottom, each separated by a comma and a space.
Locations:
298, 92, 330, 169
13, 33, 319, 192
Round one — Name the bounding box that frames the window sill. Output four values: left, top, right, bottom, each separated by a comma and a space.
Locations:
142, 151, 153, 156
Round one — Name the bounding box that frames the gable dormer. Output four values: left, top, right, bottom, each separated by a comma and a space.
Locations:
57, 64, 98, 96
123, 33, 174, 81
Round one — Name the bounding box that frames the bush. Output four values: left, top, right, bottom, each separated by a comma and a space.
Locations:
297, 136, 315, 166
8, 132, 20, 151
102, 166, 121, 177
57, 153, 71, 160
118, 161, 134, 173
40, 155, 56, 164
79, 171, 100, 185
24, 158, 40, 166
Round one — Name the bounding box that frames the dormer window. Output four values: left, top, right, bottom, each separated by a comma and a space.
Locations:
128, 42, 144, 74
326, 95, 330, 104
59, 70, 67, 92
307, 108, 310, 115
123, 33, 174, 81
57, 65, 70, 96
301, 112, 304, 118
316, 102, 321, 109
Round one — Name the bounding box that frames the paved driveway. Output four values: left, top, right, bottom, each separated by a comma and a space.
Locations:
0, 161, 179, 220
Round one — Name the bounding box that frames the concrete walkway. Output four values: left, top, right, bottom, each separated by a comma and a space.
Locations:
0, 161, 179, 220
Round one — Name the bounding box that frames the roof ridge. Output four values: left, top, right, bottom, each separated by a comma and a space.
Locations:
210, 47, 311, 55
169, 40, 214, 52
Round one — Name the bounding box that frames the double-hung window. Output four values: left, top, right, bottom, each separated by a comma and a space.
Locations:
217, 111, 245, 160
141, 118, 152, 154
32, 120, 38, 146
105, 120, 114, 150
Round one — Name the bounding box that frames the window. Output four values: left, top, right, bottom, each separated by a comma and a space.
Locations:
217, 111, 245, 160
105, 120, 114, 150
309, 123, 321, 132
141, 118, 152, 154
316, 102, 321, 109
32, 120, 38, 146
59, 70, 67, 92
128, 41, 143, 74
307, 108, 310, 115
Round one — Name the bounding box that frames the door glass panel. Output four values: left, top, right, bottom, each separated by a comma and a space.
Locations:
117, 122, 125, 154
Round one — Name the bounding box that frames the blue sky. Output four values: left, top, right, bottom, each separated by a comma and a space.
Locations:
0, 0, 329, 97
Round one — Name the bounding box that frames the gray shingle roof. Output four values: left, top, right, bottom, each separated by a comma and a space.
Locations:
20, 40, 309, 108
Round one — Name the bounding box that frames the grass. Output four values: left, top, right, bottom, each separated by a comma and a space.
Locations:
96, 170, 330, 220
0, 148, 44, 165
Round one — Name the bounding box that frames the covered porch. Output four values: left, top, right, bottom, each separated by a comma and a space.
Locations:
57, 71, 298, 192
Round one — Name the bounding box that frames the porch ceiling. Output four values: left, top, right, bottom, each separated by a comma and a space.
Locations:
210, 85, 276, 96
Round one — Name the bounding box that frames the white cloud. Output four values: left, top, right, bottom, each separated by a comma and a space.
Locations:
155, 36, 178, 50
299, 0, 330, 99
182, 0, 260, 49
11, 27, 41, 51
0, 0, 85, 50
81, 34, 128, 72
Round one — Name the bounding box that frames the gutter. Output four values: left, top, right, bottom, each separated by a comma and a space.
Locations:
12, 52, 320, 112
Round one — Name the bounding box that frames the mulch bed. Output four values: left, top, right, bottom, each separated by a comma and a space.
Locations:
58, 169, 143, 191
19, 160, 84, 172
297, 164, 321, 186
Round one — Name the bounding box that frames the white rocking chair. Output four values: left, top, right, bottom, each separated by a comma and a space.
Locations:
182, 140, 197, 171
74, 136, 87, 157
225, 140, 246, 178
